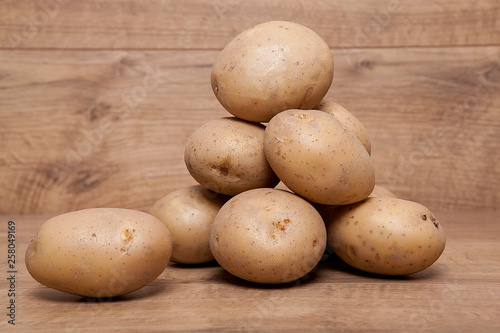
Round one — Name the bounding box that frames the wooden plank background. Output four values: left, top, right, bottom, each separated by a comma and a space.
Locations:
1, 0, 499, 215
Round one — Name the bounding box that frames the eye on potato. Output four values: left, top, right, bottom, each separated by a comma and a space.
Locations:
150, 185, 230, 264
25, 208, 172, 298
211, 20, 334, 122
210, 188, 326, 284
184, 117, 280, 196
264, 109, 375, 205
326, 197, 446, 275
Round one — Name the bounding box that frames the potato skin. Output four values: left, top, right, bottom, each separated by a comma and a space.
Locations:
211, 21, 334, 122
326, 197, 446, 275
264, 109, 375, 205
184, 117, 280, 196
369, 185, 398, 198
210, 188, 326, 284
150, 185, 230, 264
315, 100, 372, 155
25, 208, 172, 297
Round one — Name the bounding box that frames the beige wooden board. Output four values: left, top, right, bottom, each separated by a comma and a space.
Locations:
1, 47, 499, 214
1, 0, 499, 50
0, 211, 499, 332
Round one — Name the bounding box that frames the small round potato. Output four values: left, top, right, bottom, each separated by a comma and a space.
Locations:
211, 20, 334, 122
210, 188, 326, 284
326, 197, 446, 275
150, 185, 230, 264
264, 109, 375, 205
315, 99, 372, 155
184, 117, 280, 196
25, 208, 172, 298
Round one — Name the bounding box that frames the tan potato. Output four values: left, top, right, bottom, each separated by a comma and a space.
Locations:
25, 208, 172, 298
210, 188, 326, 284
211, 20, 334, 122
150, 185, 230, 264
264, 109, 375, 205
315, 100, 372, 155
369, 184, 398, 198
184, 117, 280, 196
326, 197, 446, 275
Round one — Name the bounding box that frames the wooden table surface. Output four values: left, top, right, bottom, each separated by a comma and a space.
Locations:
1, 211, 499, 332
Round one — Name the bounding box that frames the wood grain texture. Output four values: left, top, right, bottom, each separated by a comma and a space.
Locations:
1, 211, 499, 332
1, 47, 499, 214
332, 47, 500, 211
1, 0, 499, 50
1, 0, 500, 214
0, 50, 225, 214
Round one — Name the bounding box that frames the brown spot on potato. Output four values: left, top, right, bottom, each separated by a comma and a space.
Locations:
213, 156, 231, 176
121, 229, 133, 242
273, 218, 291, 232
431, 216, 440, 228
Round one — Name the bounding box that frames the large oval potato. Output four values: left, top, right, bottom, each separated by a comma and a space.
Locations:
326, 197, 446, 275
184, 117, 280, 196
150, 185, 230, 264
211, 21, 334, 122
210, 188, 326, 284
315, 99, 372, 155
25, 208, 172, 298
264, 109, 375, 205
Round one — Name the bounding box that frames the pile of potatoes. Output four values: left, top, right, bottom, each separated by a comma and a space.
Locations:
158, 21, 446, 282
25, 21, 446, 297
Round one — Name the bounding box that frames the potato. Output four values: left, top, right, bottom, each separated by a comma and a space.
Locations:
210, 188, 326, 284
150, 185, 230, 264
315, 100, 372, 155
211, 20, 334, 122
25, 208, 172, 298
184, 117, 280, 196
264, 109, 375, 205
369, 184, 398, 198
326, 197, 446, 275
